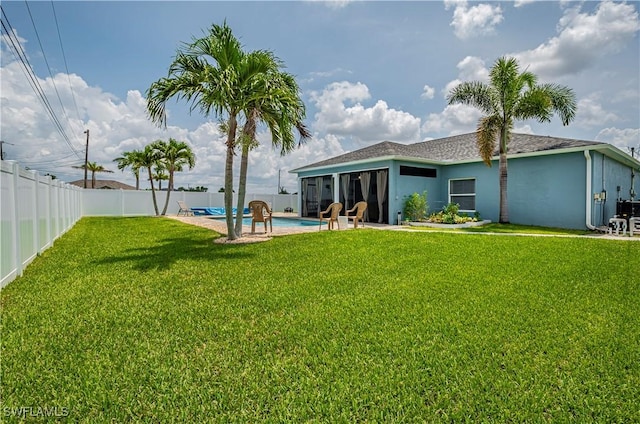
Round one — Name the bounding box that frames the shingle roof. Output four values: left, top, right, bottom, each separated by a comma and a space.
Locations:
293, 132, 605, 172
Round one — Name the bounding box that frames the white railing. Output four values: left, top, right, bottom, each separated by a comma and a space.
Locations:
1, 161, 82, 288
1, 161, 298, 288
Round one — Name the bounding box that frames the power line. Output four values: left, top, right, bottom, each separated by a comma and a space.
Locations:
23, 0, 82, 147
50, 0, 82, 124
0, 5, 82, 159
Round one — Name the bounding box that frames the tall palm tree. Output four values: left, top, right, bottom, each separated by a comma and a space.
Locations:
152, 138, 195, 215
113, 149, 144, 190
147, 22, 275, 240
234, 70, 311, 236
72, 162, 114, 189
138, 144, 161, 215
447, 56, 576, 223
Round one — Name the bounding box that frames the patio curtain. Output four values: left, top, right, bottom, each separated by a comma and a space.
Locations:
341, 174, 350, 211
359, 172, 371, 221
315, 176, 323, 216
301, 178, 308, 216
376, 170, 387, 223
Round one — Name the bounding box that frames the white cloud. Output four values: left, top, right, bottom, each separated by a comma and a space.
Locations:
595, 127, 640, 152
421, 85, 435, 100
0, 58, 267, 190
307, 0, 354, 10
310, 81, 421, 143
445, 0, 503, 40
513, 0, 535, 7
575, 95, 620, 127
422, 103, 482, 135
515, 1, 640, 79
0, 47, 352, 192
426, 56, 489, 136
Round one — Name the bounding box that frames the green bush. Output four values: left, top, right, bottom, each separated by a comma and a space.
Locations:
403, 191, 428, 222
428, 202, 479, 224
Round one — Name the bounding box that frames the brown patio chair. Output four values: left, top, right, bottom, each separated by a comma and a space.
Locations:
177, 200, 194, 216
346, 201, 367, 228
249, 200, 273, 233
319, 202, 343, 230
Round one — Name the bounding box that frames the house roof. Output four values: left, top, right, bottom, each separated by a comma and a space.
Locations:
68, 179, 137, 190
292, 132, 614, 173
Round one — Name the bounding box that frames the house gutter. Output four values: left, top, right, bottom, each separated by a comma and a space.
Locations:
584, 150, 597, 230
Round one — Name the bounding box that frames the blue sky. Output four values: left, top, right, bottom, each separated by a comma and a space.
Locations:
1, 0, 639, 192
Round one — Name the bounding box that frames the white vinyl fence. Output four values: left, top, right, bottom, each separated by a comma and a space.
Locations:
81, 190, 297, 216
1, 161, 298, 288
1, 161, 82, 288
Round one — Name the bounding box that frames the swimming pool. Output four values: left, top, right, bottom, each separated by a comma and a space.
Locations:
212, 217, 325, 227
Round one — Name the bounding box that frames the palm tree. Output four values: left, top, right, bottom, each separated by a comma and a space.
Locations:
138, 144, 161, 215
147, 22, 276, 240
113, 149, 144, 190
234, 70, 311, 237
152, 138, 195, 215
73, 162, 114, 188
152, 166, 168, 191
447, 56, 576, 223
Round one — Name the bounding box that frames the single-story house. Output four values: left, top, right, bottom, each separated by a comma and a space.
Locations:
291, 133, 640, 230
69, 179, 136, 190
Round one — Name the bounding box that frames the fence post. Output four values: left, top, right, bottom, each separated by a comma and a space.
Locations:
9, 161, 22, 277
43, 174, 52, 253
32, 170, 40, 257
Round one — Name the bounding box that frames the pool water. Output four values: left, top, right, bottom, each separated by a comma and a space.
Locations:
213, 217, 325, 227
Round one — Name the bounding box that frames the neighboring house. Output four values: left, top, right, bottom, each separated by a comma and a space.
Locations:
69, 180, 136, 190
291, 133, 640, 230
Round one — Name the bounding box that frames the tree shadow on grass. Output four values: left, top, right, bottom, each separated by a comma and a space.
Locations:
93, 234, 256, 272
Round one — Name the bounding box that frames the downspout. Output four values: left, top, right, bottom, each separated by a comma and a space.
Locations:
584, 150, 597, 230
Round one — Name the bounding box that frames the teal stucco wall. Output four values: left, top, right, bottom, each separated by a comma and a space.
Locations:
295, 148, 638, 229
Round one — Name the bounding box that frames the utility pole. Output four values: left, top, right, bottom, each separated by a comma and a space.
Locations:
0, 140, 15, 160
277, 169, 281, 194
83, 129, 89, 188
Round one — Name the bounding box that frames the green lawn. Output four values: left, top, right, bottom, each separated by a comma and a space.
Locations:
405, 222, 591, 235
1, 217, 638, 422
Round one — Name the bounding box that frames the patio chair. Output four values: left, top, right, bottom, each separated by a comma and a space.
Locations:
346, 201, 367, 228
319, 202, 343, 230
249, 200, 273, 233
177, 200, 194, 216
630, 217, 640, 236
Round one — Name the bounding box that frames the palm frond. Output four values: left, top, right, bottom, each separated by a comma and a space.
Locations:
476, 116, 502, 166
447, 81, 496, 115
539, 83, 577, 126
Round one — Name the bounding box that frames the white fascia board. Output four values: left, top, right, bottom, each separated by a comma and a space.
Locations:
290, 156, 399, 175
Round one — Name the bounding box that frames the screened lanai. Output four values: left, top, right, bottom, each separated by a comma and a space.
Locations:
300, 169, 389, 224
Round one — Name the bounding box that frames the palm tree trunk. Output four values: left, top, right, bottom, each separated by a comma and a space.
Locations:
498, 130, 509, 224
91, 171, 96, 189
235, 143, 250, 237
135, 170, 140, 190
161, 170, 173, 216
235, 116, 256, 237
224, 116, 238, 240
147, 167, 159, 216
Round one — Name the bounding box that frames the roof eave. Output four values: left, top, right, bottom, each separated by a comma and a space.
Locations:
290, 142, 640, 174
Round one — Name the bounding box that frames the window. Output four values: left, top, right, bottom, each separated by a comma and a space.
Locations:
449, 178, 475, 212
400, 165, 437, 178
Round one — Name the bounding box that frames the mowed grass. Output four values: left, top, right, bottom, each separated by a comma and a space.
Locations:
405, 222, 590, 235
1, 217, 638, 422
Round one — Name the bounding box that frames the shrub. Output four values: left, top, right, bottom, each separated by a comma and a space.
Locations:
428, 202, 479, 224
403, 192, 428, 222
